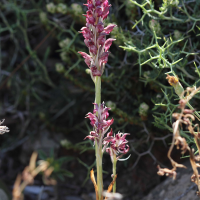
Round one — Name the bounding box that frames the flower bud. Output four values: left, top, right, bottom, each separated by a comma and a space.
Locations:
106, 101, 116, 111
143, 71, 151, 79
85, 68, 91, 74
46, 3, 56, 14
139, 102, 149, 120
167, 0, 179, 6
174, 30, 182, 40
56, 3, 67, 14
60, 139, 73, 149
149, 19, 162, 35
39, 12, 48, 24
125, 0, 137, 20
71, 3, 83, 16
59, 38, 70, 48
166, 74, 184, 97
60, 52, 70, 63
55, 63, 65, 73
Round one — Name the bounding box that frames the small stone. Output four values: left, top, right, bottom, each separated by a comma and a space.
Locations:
65, 196, 82, 200
159, 189, 165, 197
81, 193, 92, 200
0, 189, 9, 200
146, 193, 153, 200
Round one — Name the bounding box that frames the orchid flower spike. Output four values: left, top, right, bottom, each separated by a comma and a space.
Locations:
78, 0, 117, 78
104, 131, 130, 162
85, 102, 114, 144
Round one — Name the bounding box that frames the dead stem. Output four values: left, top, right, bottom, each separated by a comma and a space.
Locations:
157, 86, 200, 196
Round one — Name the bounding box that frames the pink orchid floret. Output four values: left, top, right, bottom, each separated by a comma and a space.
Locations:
104, 132, 130, 162
85, 102, 114, 142
78, 0, 117, 77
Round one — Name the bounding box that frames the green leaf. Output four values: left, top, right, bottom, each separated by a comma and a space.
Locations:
37, 150, 47, 160
60, 169, 74, 178
56, 156, 74, 164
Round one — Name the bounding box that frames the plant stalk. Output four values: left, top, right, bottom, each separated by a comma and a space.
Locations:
95, 142, 103, 200
95, 76, 103, 200
112, 155, 117, 193
95, 76, 101, 105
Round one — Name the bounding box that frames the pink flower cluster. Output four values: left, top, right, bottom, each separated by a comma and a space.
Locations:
85, 102, 114, 141
85, 102, 129, 159
104, 130, 129, 161
78, 0, 116, 77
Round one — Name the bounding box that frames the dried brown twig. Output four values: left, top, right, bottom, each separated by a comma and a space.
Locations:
157, 86, 200, 196
12, 152, 56, 200
90, 169, 118, 200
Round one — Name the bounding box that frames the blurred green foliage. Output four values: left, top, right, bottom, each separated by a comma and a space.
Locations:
1, 0, 200, 170
38, 148, 74, 181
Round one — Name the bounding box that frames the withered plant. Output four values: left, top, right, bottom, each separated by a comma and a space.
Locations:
157, 83, 200, 196
12, 152, 56, 200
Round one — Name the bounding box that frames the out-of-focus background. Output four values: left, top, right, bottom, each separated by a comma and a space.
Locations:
1, 0, 200, 199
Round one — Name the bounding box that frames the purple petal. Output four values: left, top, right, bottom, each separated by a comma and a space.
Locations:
104, 136, 114, 142
80, 27, 93, 39
89, 45, 98, 55
95, 6, 103, 17
95, 0, 102, 6
104, 38, 115, 52
104, 24, 117, 34
100, 52, 109, 64
90, 65, 102, 76
96, 22, 104, 33
107, 128, 113, 137
102, 4, 111, 19
84, 135, 95, 141
84, 3, 94, 10
78, 52, 92, 67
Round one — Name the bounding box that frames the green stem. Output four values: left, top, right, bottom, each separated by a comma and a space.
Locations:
187, 102, 200, 121
94, 76, 103, 200
95, 76, 101, 105
95, 143, 103, 200
112, 155, 117, 193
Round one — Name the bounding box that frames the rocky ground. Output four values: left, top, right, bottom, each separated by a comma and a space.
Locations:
142, 160, 200, 200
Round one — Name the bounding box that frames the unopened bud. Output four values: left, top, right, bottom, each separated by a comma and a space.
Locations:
46, 3, 56, 14
174, 30, 182, 40
85, 68, 91, 74
168, 0, 179, 6
59, 38, 70, 48
60, 52, 69, 63
57, 3, 67, 14
149, 19, 161, 35
139, 102, 149, 120
106, 101, 116, 111
125, 0, 137, 20
55, 63, 65, 73
143, 71, 151, 79
71, 3, 83, 16
166, 74, 184, 97
39, 12, 48, 24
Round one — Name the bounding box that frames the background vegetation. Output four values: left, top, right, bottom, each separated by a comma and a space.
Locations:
0, 0, 200, 199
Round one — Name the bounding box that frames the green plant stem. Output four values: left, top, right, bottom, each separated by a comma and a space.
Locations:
94, 76, 103, 200
95, 142, 103, 200
95, 76, 101, 105
112, 155, 117, 193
